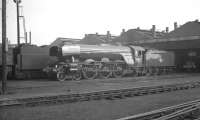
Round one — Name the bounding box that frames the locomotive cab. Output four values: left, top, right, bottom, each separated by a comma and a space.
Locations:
128, 45, 146, 66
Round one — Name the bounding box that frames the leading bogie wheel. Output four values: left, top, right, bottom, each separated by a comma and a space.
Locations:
57, 72, 66, 81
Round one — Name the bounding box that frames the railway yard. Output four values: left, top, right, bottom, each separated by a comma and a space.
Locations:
1, 73, 200, 120
1, 3, 200, 119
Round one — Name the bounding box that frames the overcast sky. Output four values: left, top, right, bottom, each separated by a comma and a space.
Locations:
1, 0, 200, 45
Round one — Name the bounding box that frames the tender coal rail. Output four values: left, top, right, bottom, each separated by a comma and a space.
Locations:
1, 81, 200, 108
117, 99, 200, 120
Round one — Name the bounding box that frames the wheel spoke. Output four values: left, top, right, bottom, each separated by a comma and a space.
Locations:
100, 66, 112, 79
72, 71, 82, 80
113, 65, 124, 78
83, 66, 98, 80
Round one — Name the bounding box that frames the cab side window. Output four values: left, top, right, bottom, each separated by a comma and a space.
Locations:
135, 50, 142, 57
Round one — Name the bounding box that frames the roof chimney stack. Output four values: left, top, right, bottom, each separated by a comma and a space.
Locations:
174, 22, 178, 30
166, 27, 169, 33
121, 29, 125, 35
107, 31, 111, 41
152, 25, 156, 38
122, 29, 125, 33
107, 31, 111, 37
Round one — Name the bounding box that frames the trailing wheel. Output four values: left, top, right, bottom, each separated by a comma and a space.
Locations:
135, 68, 142, 76
155, 68, 160, 75
146, 68, 153, 76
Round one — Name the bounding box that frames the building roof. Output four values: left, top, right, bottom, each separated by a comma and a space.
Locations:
164, 20, 200, 38
133, 20, 200, 50
79, 34, 117, 45
112, 28, 166, 45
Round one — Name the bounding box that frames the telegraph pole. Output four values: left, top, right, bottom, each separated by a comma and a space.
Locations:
2, 0, 7, 94
14, 0, 21, 46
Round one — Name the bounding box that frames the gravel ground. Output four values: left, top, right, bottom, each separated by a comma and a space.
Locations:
1, 73, 200, 100
1, 87, 200, 120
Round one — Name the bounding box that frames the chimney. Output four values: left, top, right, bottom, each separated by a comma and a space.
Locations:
107, 31, 111, 38
107, 31, 110, 36
106, 31, 111, 41
166, 27, 169, 33
121, 29, 125, 35
95, 32, 98, 35
152, 25, 156, 38
122, 29, 125, 33
174, 22, 178, 30
137, 27, 140, 30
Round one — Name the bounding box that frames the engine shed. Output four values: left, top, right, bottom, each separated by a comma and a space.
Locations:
132, 20, 200, 72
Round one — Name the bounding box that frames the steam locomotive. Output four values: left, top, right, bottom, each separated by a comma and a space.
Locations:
1, 43, 198, 81
44, 44, 176, 81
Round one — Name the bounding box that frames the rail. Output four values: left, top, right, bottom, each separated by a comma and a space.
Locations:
117, 99, 200, 120
0, 81, 200, 108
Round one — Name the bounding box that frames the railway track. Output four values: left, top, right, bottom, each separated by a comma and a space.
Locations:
1, 81, 200, 108
117, 99, 200, 120
8, 73, 195, 90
